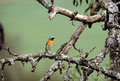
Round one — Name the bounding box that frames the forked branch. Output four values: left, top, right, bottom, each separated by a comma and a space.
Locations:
36, 0, 103, 23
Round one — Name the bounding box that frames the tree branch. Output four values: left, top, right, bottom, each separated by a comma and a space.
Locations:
40, 61, 61, 81
0, 51, 120, 80
63, 2, 101, 55
36, 0, 103, 23
63, 23, 87, 54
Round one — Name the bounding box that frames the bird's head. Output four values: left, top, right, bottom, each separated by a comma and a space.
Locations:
49, 36, 55, 40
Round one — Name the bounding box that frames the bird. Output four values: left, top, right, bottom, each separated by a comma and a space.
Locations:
45, 36, 55, 53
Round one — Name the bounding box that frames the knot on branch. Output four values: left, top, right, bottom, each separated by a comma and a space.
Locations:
71, 11, 78, 20
0, 59, 5, 64
55, 54, 62, 60
49, 6, 57, 20
48, 4, 53, 13
107, 2, 118, 14
71, 11, 78, 26
79, 57, 88, 65
7, 58, 14, 65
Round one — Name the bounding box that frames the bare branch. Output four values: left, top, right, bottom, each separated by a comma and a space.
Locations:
40, 42, 68, 81
40, 61, 60, 81
36, 0, 103, 23
0, 51, 119, 80
63, 23, 87, 54
85, 47, 96, 58
73, 43, 82, 53
84, 47, 109, 78
75, 65, 82, 77
63, 61, 74, 81
62, 2, 101, 55
92, 47, 109, 65
56, 42, 67, 54
27, 57, 36, 72
4, 47, 18, 56
1, 0, 119, 81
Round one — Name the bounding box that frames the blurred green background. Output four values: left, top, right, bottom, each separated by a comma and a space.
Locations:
0, 0, 109, 81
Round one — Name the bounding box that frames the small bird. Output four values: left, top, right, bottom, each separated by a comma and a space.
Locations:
45, 36, 55, 53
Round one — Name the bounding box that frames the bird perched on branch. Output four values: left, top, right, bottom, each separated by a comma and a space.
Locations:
45, 36, 55, 53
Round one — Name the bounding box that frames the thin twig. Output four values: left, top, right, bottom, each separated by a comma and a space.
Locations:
4, 47, 18, 56
56, 42, 67, 54
75, 65, 82, 77
85, 47, 96, 58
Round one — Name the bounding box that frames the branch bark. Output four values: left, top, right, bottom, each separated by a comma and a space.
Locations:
1, 0, 119, 81
0, 51, 120, 80
36, 0, 103, 23
63, 23, 87, 54
63, 2, 101, 55
36, 1, 107, 80
40, 61, 60, 81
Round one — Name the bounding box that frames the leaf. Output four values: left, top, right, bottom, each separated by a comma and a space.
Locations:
86, 0, 88, 4
79, 0, 82, 5
73, 0, 76, 6
73, 0, 81, 6
75, 0, 78, 6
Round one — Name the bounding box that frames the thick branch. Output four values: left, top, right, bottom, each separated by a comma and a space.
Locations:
63, 23, 87, 54
36, 0, 102, 23
0, 51, 120, 80
63, 2, 101, 55
40, 61, 60, 81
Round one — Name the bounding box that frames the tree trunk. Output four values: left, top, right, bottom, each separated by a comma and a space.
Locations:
107, 29, 120, 81
105, 0, 120, 81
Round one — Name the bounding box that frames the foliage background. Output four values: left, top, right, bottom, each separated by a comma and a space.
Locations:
0, 0, 108, 81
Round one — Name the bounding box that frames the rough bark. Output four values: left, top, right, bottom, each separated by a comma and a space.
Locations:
0, 0, 120, 81
1, 51, 120, 80
101, 0, 120, 81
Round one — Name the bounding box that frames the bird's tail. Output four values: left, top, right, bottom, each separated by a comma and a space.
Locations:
45, 47, 48, 52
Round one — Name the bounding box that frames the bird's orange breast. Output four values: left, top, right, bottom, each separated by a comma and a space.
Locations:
47, 40, 54, 47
